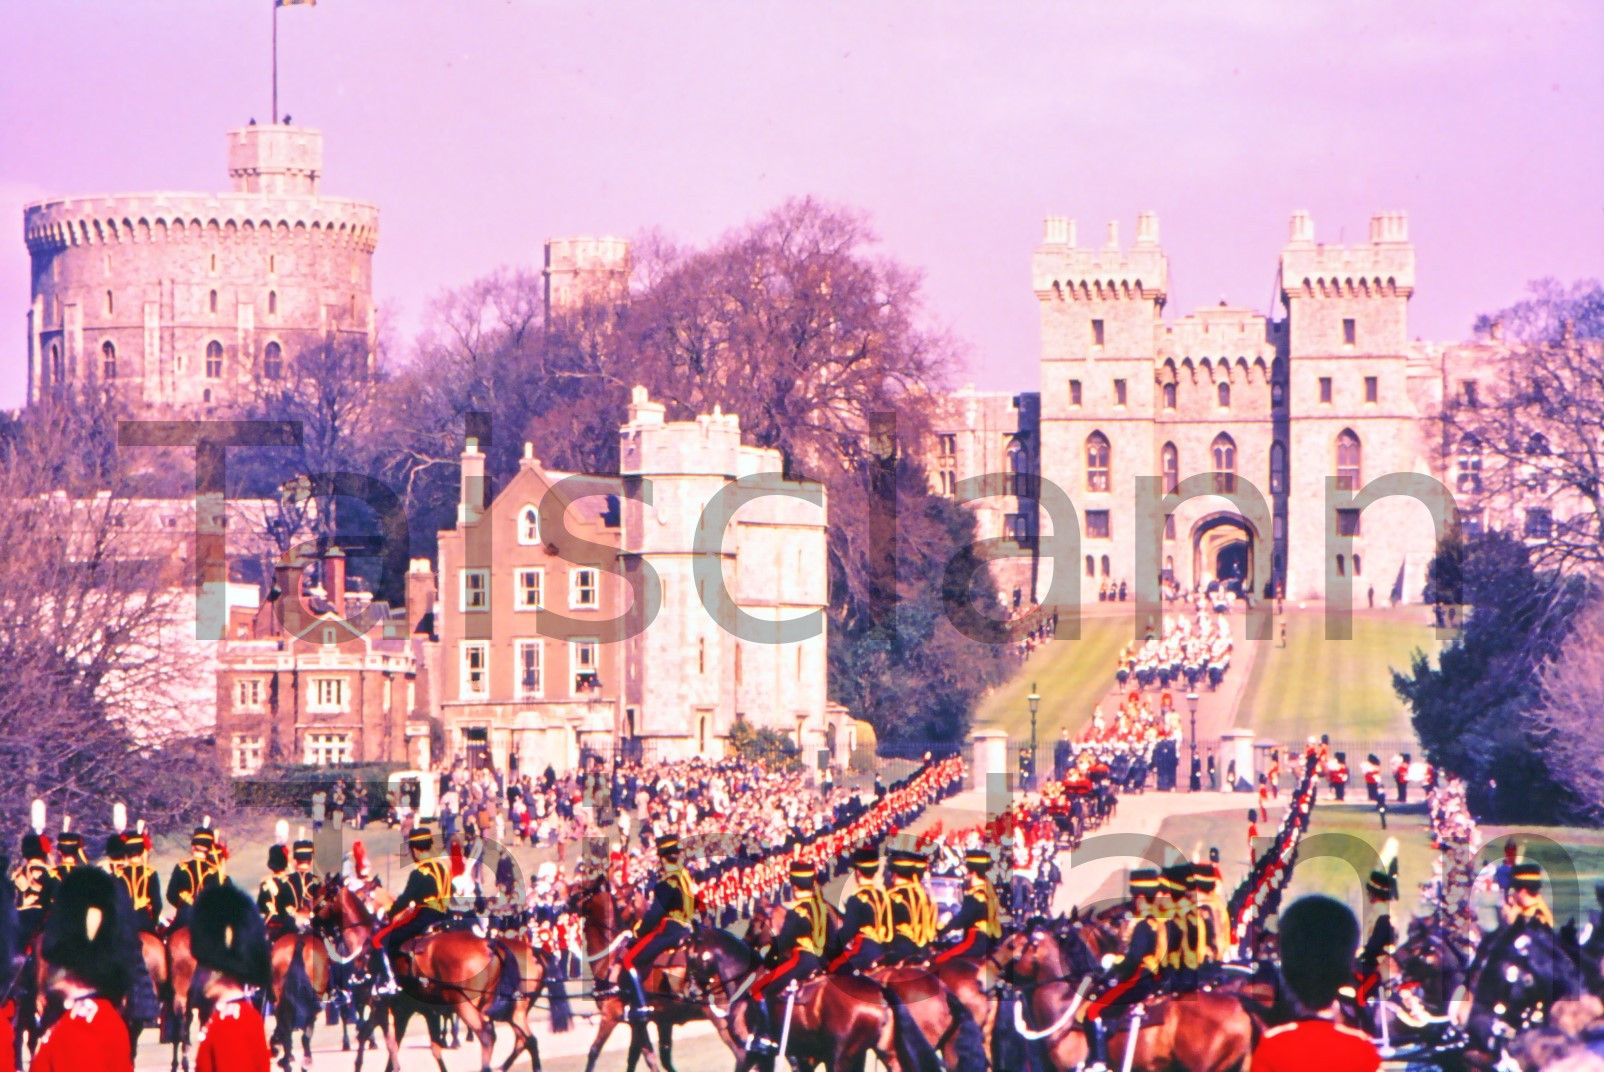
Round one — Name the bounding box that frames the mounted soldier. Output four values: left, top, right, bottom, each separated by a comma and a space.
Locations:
1083, 868, 1167, 1069
615, 833, 697, 1021
829, 846, 892, 973
935, 848, 1001, 965
167, 823, 224, 929
884, 849, 935, 963
373, 825, 451, 994
746, 859, 827, 1056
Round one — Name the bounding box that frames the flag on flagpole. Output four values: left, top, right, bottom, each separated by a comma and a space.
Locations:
276, 0, 316, 7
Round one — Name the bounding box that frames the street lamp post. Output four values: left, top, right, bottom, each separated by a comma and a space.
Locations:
1186, 692, 1201, 792
1027, 683, 1041, 790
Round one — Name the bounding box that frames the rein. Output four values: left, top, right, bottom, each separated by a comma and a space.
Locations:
1012, 974, 1093, 1041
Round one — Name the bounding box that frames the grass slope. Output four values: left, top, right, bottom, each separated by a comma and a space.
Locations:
973, 614, 1132, 740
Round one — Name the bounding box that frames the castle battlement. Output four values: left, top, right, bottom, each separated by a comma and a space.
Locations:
227, 124, 323, 196
23, 193, 379, 255
1279, 210, 1415, 296
1032, 213, 1168, 299
1162, 305, 1277, 357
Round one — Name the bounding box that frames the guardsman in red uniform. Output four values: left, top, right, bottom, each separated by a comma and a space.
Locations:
1361, 754, 1382, 802
1254, 895, 1379, 1072
33, 867, 133, 1072
1327, 751, 1350, 802
935, 849, 1002, 964
192, 882, 272, 1072
746, 860, 827, 1056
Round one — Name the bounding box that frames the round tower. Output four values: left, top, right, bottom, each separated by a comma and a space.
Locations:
23, 124, 379, 414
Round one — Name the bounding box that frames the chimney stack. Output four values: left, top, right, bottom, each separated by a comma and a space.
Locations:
323, 546, 346, 617
460, 437, 486, 526
1289, 210, 1314, 245
406, 558, 437, 637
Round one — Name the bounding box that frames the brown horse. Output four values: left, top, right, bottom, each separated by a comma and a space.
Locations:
269, 931, 330, 1072
164, 925, 207, 1072
996, 923, 1258, 1072
724, 968, 932, 1072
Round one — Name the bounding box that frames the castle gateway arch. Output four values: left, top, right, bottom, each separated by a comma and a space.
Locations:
1193, 511, 1257, 592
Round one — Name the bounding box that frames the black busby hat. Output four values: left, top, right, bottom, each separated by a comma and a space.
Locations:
655, 834, 681, 857
1335, 751, 1346, 763
1160, 865, 1190, 893
788, 860, 816, 886
191, 827, 216, 850
964, 849, 994, 871
1511, 862, 1543, 893
42, 867, 130, 999
1129, 868, 1160, 896
103, 834, 125, 862
1279, 895, 1360, 1009
57, 830, 84, 855
1190, 862, 1218, 892
1248, 809, 1258, 824
851, 846, 879, 871
1367, 838, 1400, 901
407, 826, 435, 852
888, 850, 922, 875
20, 833, 48, 861
292, 839, 314, 863
191, 882, 271, 987
267, 844, 289, 872
1367, 754, 1380, 765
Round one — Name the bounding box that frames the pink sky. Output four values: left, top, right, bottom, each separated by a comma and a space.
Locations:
3, 2, 1601, 409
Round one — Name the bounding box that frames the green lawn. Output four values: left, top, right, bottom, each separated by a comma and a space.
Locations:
1234, 610, 1436, 743
973, 615, 1132, 740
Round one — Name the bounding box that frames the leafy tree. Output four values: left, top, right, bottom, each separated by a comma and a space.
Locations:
726, 715, 801, 770
1394, 531, 1590, 822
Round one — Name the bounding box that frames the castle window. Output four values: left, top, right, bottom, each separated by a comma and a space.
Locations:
1336, 554, 1346, 577
1091, 319, 1105, 347
1085, 554, 1096, 578
1085, 432, 1111, 492
263, 341, 283, 380
1100, 554, 1111, 578
1319, 377, 1333, 404
101, 341, 117, 380
1164, 514, 1176, 541
268, 290, 278, 316
1007, 513, 1032, 545
938, 433, 957, 457
939, 470, 956, 496
205, 340, 224, 379
1008, 445, 1033, 497
1162, 442, 1179, 494
1273, 515, 1286, 540
105, 290, 114, 315
1365, 376, 1378, 403
209, 289, 218, 315
1069, 380, 1082, 407
698, 637, 706, 675
1217, 382, 1231, 408
269, 254, 276, 275
1336, 509, 1362, 537
1343, 318, 1356, 346
515, 639, 542, 698
210, 253, 218, 274
1113, 379, 1127, 406
1270, 440, 1287, 494
1085, 510, 1111, 539
1162, 382, 1176, 409
50, 343, 63, 383
103, 252, 111, 276
1335, 429, 1362, 490
460, 643, 489, 699
1461, 380, 1479, 408
518, 505, 541, 545
1456, 436, 1483, 493
1353, 554, 1363, 576
203, 388, 212, 403
735, 643, 743, 685
1211, 433, 1237, 494
1524, 508, 1553, 540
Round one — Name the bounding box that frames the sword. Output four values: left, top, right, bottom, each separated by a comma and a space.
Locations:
777, 979, 799, 1061
1120, 1002, 1146, 1072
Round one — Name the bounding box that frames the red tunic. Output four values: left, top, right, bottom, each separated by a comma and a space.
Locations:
1253, 1019, 1379, 1072
196, 997, 272, 1072
32, 996, 131, 1072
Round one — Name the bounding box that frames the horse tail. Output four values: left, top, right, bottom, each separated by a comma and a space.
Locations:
281, 936, 321, 1031
945, 990, 987, 1072
541, 950, 573, 1034
884, 985, 942, 1072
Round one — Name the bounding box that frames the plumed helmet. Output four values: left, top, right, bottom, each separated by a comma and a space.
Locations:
42, 867, 130, 999
191, 882, 271, 987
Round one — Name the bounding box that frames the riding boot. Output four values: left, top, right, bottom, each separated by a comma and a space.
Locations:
623, 967, 650, 1022
376, 949, 401, 995
744, 999, 779, 1055
1086, 1017, 1110, 1072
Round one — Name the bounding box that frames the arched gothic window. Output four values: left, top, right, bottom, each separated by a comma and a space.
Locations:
1162, 382, 1177, 409
1270, 440, 1287, 494
1456, 436, 1483, 493
1085, 432, 1111, 492
1211, 433, 1237, 494
101, 341, 117, 380
1162, 442, 1179, 494
1217, 381, 1231, 408
205, 340, 224, 379
1335, 429, 1362, 490
263, 341, 283, 380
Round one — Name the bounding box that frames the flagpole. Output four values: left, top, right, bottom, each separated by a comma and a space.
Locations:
271, 0, 278, 124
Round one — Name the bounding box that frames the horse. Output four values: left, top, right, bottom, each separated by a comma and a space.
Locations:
162, 924, 208, 1072
1463, 917, 1585, 1060
268, 922, 333, 1071
745, 895, 986, 1072
994, 921, 1258, 1072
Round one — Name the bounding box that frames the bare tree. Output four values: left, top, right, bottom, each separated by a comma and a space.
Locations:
1530, 592, 1604, 825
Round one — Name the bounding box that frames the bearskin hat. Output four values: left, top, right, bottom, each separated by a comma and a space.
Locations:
190, 882, 271, 987
41, 867, 130, 999
1278, 895, 1359, 1008
20, 833, 48, 861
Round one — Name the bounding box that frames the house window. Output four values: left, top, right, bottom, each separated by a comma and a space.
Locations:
235, 678, 265, 710
460, 642, 489, 698
1335, 429, 1362, 490
1319, 377, 1333, 404
518, 505, 541, 545
205, 340, 224, 379
101, 341, 117, 380
1524, 508, 1553, 540
1336, 509, 1363, 537
460, 569, 489, 611
1085, 510, 1111, 539
570, 567, 599, 608
1162, 442, 1179, 494
938, 434, 957, 457
1343, 318, 1356, 346
309, 677, 347, 713
1211, 433, 1237, 494
1365, 376, 1378, 403
1113, 379, 1127, 406
1085, 432, 1111, 492
263, 340, 283, 380
1162, 382, 1176, 409
1270, 441, 1287, 494
1091, 319, 1105, 347
209, 290, 218, 315
1069, 380, 1082, 407
231, 734, 264, 776
1461, 380, 1479, 408
1217, 382, 1231, 408
1164, 514, 1176, 541
515, 568, 544, 610
571, 638, 600, 694
516, 639, 542, 698
1456, 436, 1483, 493
304, 732, 352, 768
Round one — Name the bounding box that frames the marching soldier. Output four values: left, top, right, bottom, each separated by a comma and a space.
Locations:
191, 883, 273, 1071
885, 849, 936, 963
935, 848, 1002, 965
1361, 754, 1382, 803
372, 825, 452, 994
167, 825, 224, 929
118, 825, 161, 933
1084, 869, 1167, 1069
1327, 752, 1350, 802
829, 846, 892, 973
615, 833, 697, 1021
33, 867, 133, 1072
746, 860, 828, 1056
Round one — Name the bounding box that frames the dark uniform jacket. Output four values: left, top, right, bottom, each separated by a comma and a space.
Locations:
167, 857, 222, 919
119, 863, 162, 932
